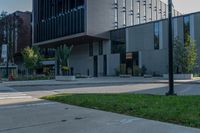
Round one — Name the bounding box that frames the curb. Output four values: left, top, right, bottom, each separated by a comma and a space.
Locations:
2, 80, 200, 87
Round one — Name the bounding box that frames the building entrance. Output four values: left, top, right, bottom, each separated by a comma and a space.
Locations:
120, 52, 139, 76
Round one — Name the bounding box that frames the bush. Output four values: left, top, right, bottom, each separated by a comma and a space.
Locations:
173, 35, 198, 74
133, 65, 142, 76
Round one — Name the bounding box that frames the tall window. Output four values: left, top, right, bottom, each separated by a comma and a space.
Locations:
122, 0, 126, 27
99, 41, 103, 55
123, 11, 126, 27
149, 1, 152, 21
130, 0, 134, 25
159, 1, 162, 19
143, 0, 147, 22
89, 43, 93, 56
130, 11, 134, 25
154, 0, 158, 20
111, 29, 126, 54
131, 0, 133, 10
137, 0, 140, 24
183, 15, 190, 44
123, 0, 126, 8
154, 22, 160, 50
114, 0, 118, 29
163, 3, 167, 18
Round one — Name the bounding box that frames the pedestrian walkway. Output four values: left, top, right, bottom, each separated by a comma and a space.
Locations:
0, 85, 39, 105
0, 100, 199, 133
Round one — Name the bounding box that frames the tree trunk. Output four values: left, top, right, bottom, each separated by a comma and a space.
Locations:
26, 69, 29, 80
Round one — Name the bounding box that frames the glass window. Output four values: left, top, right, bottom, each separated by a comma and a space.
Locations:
143, 0, 146, 22
114, 5, 118, 28
122, 0, 126, 27
111, 41, 126, 54
154, 22, 160, 50
114, 0, 118, 4
137, 1, 140, 24
99, 41, 103, 55
123, 11, 126, 27
131, 0, 133, 10
130, 13, 133, 25
89, 43, 93, 56
110, 29, 126, 54
77, 0, 84, 8
183, 15, 190, 44
123, 0, 126, 8
137, 1, 140, 13
70, 0, 76, 10
154, 0, 158, 20
58, 0, 63, 14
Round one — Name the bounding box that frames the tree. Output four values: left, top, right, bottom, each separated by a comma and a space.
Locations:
173, 35, 198, 74
0, 11, 7, 20
22, 46, 41, 76
56, 45, 73, 75
0, 11, 8, 45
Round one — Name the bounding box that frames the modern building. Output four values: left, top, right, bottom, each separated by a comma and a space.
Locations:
33, 0, 180, 44
110, 12, 200, 75
33, 0, 200, 77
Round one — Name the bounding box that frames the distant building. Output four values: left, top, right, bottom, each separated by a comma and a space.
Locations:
0, 11, 32, 65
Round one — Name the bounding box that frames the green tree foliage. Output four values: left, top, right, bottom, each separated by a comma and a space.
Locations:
22, 46, 41, 70
0, 11, 7, 20
0, 11, 8, 44
174, 35, 198, 74
56, 45, 73, 75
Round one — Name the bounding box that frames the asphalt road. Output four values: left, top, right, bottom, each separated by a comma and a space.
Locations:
11, 83, 200, 98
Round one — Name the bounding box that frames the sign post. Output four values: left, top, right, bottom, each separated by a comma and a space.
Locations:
1, 44, 7, 60
1, 44, 9, 79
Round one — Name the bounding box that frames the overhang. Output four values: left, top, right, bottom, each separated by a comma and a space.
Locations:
33, 33, 108, 48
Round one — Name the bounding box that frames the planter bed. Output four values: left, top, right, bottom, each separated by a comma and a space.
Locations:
55, 76, 76, 81
163, 74, 193, 80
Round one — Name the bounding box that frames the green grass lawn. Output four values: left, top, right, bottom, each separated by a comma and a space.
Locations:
42, 94, 200, 128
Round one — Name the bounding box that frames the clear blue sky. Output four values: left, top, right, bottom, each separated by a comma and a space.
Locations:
0, 0, 32, 13
0, 0, 199, 14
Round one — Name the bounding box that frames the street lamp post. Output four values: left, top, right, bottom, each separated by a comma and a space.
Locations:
166, 0, 175, 95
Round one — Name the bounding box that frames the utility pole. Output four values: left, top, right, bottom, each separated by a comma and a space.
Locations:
5, 18, 9, 80
166, 0, 175, 95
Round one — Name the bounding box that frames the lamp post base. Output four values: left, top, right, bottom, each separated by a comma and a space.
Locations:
166, 92, 177, 96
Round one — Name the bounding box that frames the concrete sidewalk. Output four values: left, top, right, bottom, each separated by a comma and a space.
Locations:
0, 100, 199, 133
1, 77, 200, 87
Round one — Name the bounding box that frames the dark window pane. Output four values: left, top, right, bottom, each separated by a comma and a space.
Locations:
154, 22, 160, 50
89, 43, 93, 56
99, 41, 103, 55
110, 29, 126, 54
183, 15, 190, 44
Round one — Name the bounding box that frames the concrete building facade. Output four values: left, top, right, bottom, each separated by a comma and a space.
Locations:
110, 12, 200, 76
33, 0, 200, 77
